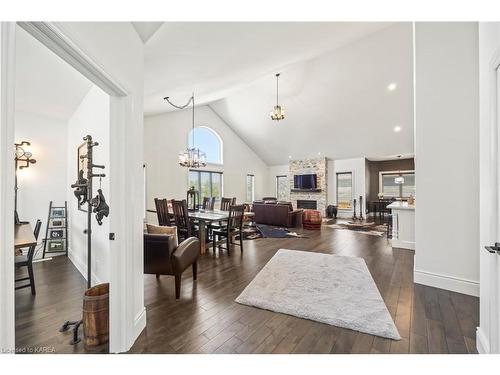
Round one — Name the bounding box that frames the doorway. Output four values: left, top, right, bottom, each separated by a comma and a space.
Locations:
1, 22, 144, 353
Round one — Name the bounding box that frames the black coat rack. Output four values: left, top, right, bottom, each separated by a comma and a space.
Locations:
60, 135, 109, 345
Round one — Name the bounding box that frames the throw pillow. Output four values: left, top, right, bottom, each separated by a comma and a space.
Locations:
146, 224, 178, 247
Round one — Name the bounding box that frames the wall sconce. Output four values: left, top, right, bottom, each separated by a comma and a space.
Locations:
15, 141, 36, 223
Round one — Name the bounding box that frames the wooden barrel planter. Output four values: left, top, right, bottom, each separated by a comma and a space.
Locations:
83, 282, 109, 351
302, 209, 322, 230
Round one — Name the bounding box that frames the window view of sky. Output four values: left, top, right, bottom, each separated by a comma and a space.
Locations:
189, 127, 221, 164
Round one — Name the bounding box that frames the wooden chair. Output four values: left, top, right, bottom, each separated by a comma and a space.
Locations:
15, 219, 42, 295
202, 197, 215, 210
212, 204, 245, 255
220, 197, 233, 211
154, 198, 171, 226
171, 199, 195, 241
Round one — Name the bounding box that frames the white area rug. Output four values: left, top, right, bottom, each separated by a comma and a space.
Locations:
235, 249, 400, 340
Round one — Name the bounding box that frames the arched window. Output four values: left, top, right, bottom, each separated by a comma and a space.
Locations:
188, 126, 223, 164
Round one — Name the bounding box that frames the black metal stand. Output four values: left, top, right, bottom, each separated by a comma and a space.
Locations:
59, 320, 83, 344
60, 135, 107, 346
359, 196, 364, 221
352, 199, 357, 221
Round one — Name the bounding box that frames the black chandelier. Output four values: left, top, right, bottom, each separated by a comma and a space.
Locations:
164, 93, 207, 168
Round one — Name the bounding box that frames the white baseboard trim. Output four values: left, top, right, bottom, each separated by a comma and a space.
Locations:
414, 269, 479, 297
476, 327, 489, 354
391, 238, 415, 250
133, 307, 146, 346
68, 250, 102, 285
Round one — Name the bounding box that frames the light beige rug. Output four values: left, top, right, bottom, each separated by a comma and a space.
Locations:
236, 249, 400, 340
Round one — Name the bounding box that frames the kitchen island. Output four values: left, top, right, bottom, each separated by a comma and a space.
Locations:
387, 201, 415, 250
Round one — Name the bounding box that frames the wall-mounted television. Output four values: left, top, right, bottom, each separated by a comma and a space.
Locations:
294, 174, 318, 190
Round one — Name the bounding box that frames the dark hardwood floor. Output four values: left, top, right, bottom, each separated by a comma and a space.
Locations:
15, 255, 88, 354
15, 220, 479, 354
129, 222, 479, 354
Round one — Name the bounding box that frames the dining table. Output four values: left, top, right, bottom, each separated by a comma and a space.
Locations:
188, 209, 231, 254
146, 208, 232, 254
15, 223, 36, 250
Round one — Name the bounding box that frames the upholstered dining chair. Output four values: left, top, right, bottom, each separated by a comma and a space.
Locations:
212, 204, 245, 255
15, 219, 42, 295
154, 198, 172, 226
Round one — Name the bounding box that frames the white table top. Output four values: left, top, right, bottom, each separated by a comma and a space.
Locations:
387, 201, 415, 211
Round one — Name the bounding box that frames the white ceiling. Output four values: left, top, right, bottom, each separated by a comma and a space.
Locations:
132, 22, 164, 43
143, 22, 393, 115
15, 25, 92, 121
143, 22, 414, 166
209, 23, 414, 165
15, 22, 414, 166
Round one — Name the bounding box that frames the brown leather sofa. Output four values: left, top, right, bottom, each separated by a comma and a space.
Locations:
252, 201, 303, 228
144, 234, 199, 299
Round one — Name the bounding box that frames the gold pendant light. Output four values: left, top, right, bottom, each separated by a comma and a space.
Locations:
270, 73, 285, 121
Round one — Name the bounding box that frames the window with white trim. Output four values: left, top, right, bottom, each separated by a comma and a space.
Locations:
379, 171, 415, 198
276, 175, 288, 201
189, 170, 223, 200
336, 172, 353, 209
246, 174, 255, 202
188, 127, 223, 164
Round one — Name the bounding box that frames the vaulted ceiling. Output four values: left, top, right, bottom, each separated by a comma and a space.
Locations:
142, 22, 414, 166
143, 22, 393, 115
15, 25, 92, 121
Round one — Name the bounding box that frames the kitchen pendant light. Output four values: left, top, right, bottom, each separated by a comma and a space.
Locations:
164, 93, 207, 168
270, 73, 285, 121
395, 155, 405, 184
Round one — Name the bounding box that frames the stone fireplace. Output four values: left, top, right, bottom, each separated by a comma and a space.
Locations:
289, 157, 328, 216
296, 200, 317, 210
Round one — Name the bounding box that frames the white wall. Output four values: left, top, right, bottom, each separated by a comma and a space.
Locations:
15, 111, 67, 259
67, 86, 110, 284
328, 157, 367, 217
56, 22, 145, 352
264, 157, 367, 217
144, 105, 269, 223
477, 22, 500, 354
414, 23, 480, 296
266, 164, 289, 198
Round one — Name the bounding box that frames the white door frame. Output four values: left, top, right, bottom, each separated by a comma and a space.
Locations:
0, 22, 17, 353
477, 45, 500, 355
0, 21, 143, 353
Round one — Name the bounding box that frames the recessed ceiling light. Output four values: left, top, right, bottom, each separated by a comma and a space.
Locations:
318, 152, 321, 155
387, 83, 397, 91
288, 155, 292, 159
394, 126, 401, 132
